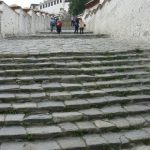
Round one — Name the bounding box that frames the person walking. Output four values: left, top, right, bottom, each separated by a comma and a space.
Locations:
74, 18, 79, 34
79, 18, 85, 34
56, 20, 62, 34
50, 17, 56, 32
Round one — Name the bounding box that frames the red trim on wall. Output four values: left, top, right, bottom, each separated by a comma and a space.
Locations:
85, 0, 100, 9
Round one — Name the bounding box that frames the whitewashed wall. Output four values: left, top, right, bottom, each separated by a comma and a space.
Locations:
0, 1, 51, 37
83, 0, 150, 41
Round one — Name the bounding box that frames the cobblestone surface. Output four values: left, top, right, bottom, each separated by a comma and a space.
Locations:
0, 34, 150, 54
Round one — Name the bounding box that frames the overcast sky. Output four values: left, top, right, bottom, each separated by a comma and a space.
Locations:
3, 0, 43, 7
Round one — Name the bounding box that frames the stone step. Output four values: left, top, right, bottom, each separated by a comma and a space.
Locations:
123, 145, 150, 150
0, 64, 149, 77
0, 78, 149, 93
0, 53, 149, 63
0, 102, 150, 126
0, 70, 149, 85
0, 103, 149, 126
0, 85, 149, 102
0, 58, 149, 70
0, 127, 149, 149
0, 49, 148, 58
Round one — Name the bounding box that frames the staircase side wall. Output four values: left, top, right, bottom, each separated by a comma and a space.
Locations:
83, 0, 150, 41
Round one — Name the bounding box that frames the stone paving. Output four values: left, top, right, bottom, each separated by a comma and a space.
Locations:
0, 33, 149, 149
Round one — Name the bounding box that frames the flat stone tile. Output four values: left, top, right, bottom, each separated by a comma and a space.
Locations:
124, 129, 149, 141
124, 104, 150, 112
83, 134, 107, 147
57, 137, 86, 149
65, 99, 89, 108
102, 132, 128, 144
0, 126, 26, 137
80, 108, 103, 118
59, 122, 78, 132
5, 114, 25, 123
50, 92, 72, 100
76, 121, 97, 131
87, 97, 108, 104
126, 115, 146, 126
110, 118, 130, 128
26, 126, 62, 136
94, 120, 116, 130
0, 103, 12, 110
13, 102, 37, 109
24, 114, 52, 123
101, 105, 126, 115
37, 101, 65, 109
52, 112, 83, 123
0, 141, 61, 150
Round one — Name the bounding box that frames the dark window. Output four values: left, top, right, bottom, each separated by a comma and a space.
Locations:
57, 0, 59, 4
46, 3, 47, 7
48, 3, 50, 7
54, 0, 56, 5
60, 0, 62, 2
51, 2, 53, 6
40, 5, 42, 9
43, 4, 45, 8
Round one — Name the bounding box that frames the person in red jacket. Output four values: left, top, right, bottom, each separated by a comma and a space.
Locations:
56, 20, 62, 34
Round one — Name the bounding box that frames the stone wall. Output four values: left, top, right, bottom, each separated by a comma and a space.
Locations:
83, 0, 150, 41
0, 1, 51, 37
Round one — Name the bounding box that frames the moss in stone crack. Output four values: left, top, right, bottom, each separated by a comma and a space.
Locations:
26, 134, 33, 141
135, 48, 143, 53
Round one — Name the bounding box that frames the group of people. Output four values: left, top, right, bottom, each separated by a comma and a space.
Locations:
50, 16, 62, 34
71, 17, 86, 34
50, 16, 86, 34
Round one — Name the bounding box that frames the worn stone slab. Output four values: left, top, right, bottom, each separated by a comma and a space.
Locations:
110, 118, 130, 128
126, 115, 146, 126
13, 102, 37, 110
65, 99, 89, 108
57, 137, 86, 149
76, 121, 97, 131
124, 129, 149, 141
5, 114, 25, 124
80, 108, 103, 118
52, 112, 83, 123
59, 122, 78, 132
26, 126, 62, 136
0, 141, 61, 150
0, 126, 26, 138
37, 101, 65, 109
94, 120, 116, 130
23, 114, 52, 124
101, 105, 126, 115
50, 92, 72, 100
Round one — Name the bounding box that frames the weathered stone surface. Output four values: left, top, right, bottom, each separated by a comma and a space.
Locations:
0, 126, 26, 137
124, 130, 149, 141
52, 112, 83, 123
110, 118, 130, 128
0, 141, 61, 150
76, 121, 97, 131
26, 126, 62, 136
59, 122, 78, 132
13, 102, 37, 109
83, 134, 107, 147
5, 114, 25, 124
57, 137, 86, 149
94, 120, 116, 130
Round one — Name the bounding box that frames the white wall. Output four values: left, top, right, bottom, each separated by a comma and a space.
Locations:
0, 1, 51, 37
40, 0, 69, 14
83, 0, 150, 41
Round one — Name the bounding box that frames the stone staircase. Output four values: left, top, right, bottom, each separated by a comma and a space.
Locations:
0, 49, 149, 150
